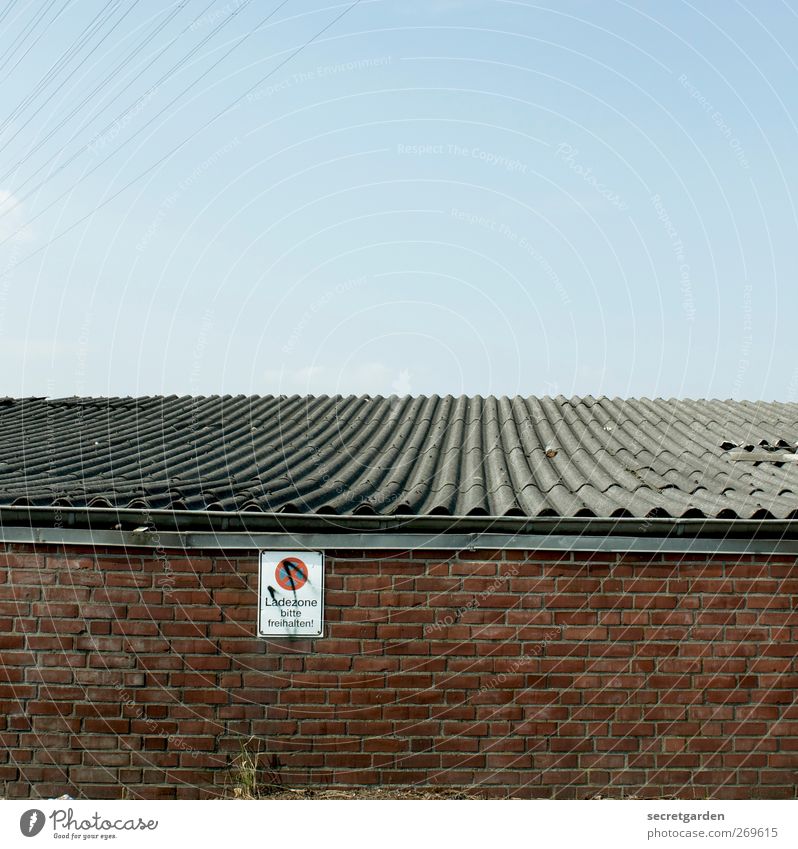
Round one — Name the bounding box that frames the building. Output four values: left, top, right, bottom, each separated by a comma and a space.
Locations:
0, 393, 796, 798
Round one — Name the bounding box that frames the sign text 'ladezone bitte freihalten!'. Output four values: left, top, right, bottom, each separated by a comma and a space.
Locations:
257, 550, 324, 637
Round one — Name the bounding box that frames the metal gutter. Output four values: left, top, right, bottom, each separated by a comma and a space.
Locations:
1, 506, 798, 541
2, 524, 798, 555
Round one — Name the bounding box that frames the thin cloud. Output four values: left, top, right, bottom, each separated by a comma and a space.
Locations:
263, 362, 404, 395
0, 190, 33, 243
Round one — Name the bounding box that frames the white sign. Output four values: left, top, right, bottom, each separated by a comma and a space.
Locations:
257, 550, 324, 638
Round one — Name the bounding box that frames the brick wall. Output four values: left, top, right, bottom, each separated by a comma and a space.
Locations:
0, 544, 796, 799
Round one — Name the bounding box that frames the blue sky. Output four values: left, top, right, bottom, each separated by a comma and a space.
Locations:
0, 0, 796, 400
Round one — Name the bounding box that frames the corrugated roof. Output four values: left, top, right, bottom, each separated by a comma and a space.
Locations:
0, 394, 797, 520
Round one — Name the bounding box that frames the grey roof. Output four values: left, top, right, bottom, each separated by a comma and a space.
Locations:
0, 394, 798, 521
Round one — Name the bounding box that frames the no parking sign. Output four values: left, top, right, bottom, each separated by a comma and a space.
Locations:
257, 551, 324, 637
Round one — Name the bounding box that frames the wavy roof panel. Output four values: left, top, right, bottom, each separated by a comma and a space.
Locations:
0, 394, 796, 520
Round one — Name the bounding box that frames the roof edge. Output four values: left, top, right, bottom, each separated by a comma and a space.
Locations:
1, 525, 797, 556
1, 506, 797, 543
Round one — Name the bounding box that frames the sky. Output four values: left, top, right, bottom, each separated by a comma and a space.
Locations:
0, 0, 796, 401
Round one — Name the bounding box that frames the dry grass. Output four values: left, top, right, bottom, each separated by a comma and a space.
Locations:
230, 737, 284, 799
255, 786, 482, 800
228, 739, 482, 799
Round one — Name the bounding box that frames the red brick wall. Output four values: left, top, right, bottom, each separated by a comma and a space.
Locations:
0, 544, 796, 799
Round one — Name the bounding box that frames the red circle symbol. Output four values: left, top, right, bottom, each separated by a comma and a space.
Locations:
275, 557, 308, 591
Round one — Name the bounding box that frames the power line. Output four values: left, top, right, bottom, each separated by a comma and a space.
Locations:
0, 0, 73, 86
0, 0, 268, 218
0, 1, 23, 30
0, 0, 122, 139
0, 1, 188, 184
0, 0, 144, 160
0, 0, 245, 208
0, 0, 362, 265
0, 0, 217, 199
0, 0, 61, 77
